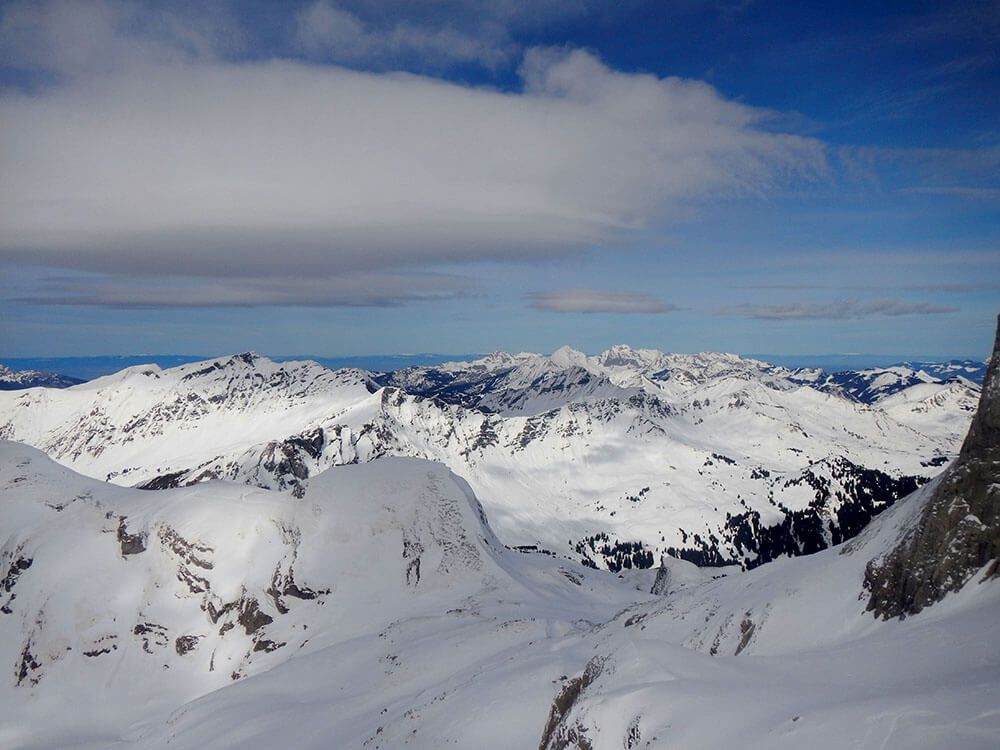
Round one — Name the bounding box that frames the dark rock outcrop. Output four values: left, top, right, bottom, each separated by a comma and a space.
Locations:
175, 635, 201, 655
865, 314, 1000, 619
117, 517, 147, 556
538, 656, 606, 750
136, 471, 188, 490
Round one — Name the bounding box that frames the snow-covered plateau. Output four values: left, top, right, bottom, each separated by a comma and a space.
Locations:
1, 331, 998, 749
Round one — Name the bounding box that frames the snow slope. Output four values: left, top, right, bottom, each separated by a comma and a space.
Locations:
2, 337, 996, 749
878, 378, 979, 445
1, 442, 998, 750
0, 441, 638, 749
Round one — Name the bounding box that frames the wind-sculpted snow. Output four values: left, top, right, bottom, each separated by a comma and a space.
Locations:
0, 347, 978, 574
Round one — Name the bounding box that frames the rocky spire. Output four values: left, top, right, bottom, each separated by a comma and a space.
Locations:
864, 314, 1000, 619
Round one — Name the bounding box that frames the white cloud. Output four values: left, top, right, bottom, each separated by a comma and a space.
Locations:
529, 289, 677, 314
0, 3, 826, 307
717, 299, 959, 320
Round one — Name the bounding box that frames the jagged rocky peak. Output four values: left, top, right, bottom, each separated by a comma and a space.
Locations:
597, 343, 664, 369
865, 313, 1000, 619
229, 351, 261, 363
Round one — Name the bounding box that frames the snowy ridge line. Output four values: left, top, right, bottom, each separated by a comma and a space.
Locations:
0, 347, 979, 572
0, 363, 83, 390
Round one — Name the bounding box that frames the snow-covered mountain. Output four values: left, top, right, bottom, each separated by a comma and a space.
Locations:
2, 315, 999, 748
0, 363, 83, 391
383, 345, 809, 414
0, 347, 980, 573
385, 345, 984, 411
808, 364, 981, 404
0, 441, 641, 748
902, 358, 989, 384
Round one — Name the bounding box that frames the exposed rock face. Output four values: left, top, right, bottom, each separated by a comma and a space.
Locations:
538, 656, 606, 750
649, 562, 672, 596
865, 314, 1000, 619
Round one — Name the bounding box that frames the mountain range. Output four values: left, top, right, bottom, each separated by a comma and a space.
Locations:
0, 346, 981, 572
0, 321, 998, 749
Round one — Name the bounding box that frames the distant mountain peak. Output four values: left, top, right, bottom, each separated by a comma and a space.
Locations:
0, 363, 83, 391
548, 345, 588, 368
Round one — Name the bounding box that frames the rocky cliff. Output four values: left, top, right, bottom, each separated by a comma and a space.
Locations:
865, 314, 1000, 618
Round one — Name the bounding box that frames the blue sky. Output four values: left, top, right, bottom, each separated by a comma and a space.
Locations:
0, 0, 998, 358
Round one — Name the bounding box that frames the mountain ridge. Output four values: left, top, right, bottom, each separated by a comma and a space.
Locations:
0, 346, 978, 574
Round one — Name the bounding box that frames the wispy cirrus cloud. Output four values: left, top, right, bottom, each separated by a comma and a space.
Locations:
838, 142, 1000, 194
899, 282, 1000, 293
716, 299, 958, 320
10, 272, 472, 309
529, 289, 677, 314
731, 283, 828, 290
899, 186, 1000, 201
293, 1, 515, 70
